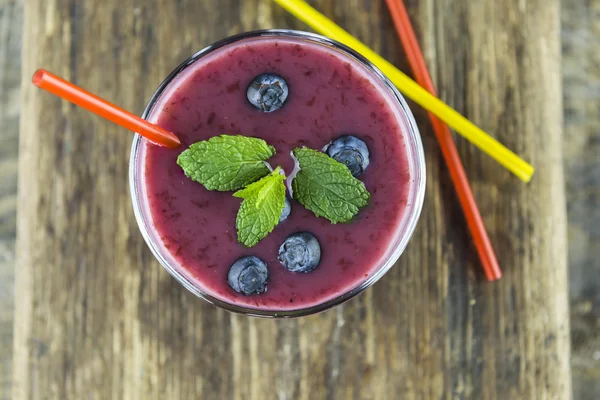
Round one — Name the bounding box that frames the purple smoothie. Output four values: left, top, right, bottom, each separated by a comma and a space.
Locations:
140, 34, 416, 311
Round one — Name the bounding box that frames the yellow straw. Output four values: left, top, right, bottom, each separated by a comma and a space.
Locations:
272, 0, 534, 182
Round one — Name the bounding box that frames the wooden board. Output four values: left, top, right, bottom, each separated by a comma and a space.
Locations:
14, 0, 571, 398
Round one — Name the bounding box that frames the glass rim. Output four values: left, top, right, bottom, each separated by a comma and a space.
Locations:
129, 29, 426, 318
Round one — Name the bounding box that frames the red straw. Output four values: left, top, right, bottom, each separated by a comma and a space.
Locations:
384, 0, 502, 281
32, 69, 181, 148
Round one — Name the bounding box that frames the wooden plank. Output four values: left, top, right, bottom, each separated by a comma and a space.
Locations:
0, 0, 22, 399
14, 0, 570, 399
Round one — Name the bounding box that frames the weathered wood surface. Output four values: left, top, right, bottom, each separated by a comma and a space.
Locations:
0, 1, 21, 399
13, 0, 571, 399
562, 0, 600, 398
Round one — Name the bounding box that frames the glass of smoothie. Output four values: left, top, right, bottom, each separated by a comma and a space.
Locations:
129, 30, 426, 317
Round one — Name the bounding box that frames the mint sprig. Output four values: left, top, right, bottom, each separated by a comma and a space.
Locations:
177, 135, 372, 247
177, 134, 275, 191
234, 167, 286, 247
291, 147, 370, 223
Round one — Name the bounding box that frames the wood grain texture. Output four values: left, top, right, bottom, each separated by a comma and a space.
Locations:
14, 0, 570, 399
0, 1, 22, 399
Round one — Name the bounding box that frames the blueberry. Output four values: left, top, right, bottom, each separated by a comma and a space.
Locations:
247, 73, 289, 112
278, 232, 321, 273
325, 135, 370, 177
228, 256, 269, 295
279, 197, 291, 223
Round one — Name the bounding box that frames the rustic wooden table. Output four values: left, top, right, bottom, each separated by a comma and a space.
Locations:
1, 0, 598, 399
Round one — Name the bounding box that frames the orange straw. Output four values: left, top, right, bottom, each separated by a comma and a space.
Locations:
385, 0, 501, 281
32, 69, 181, 148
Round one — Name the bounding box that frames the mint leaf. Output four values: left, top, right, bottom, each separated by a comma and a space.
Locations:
291, 147, 370, 223
234, 167, 286, 247
177, 135, 275, 191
